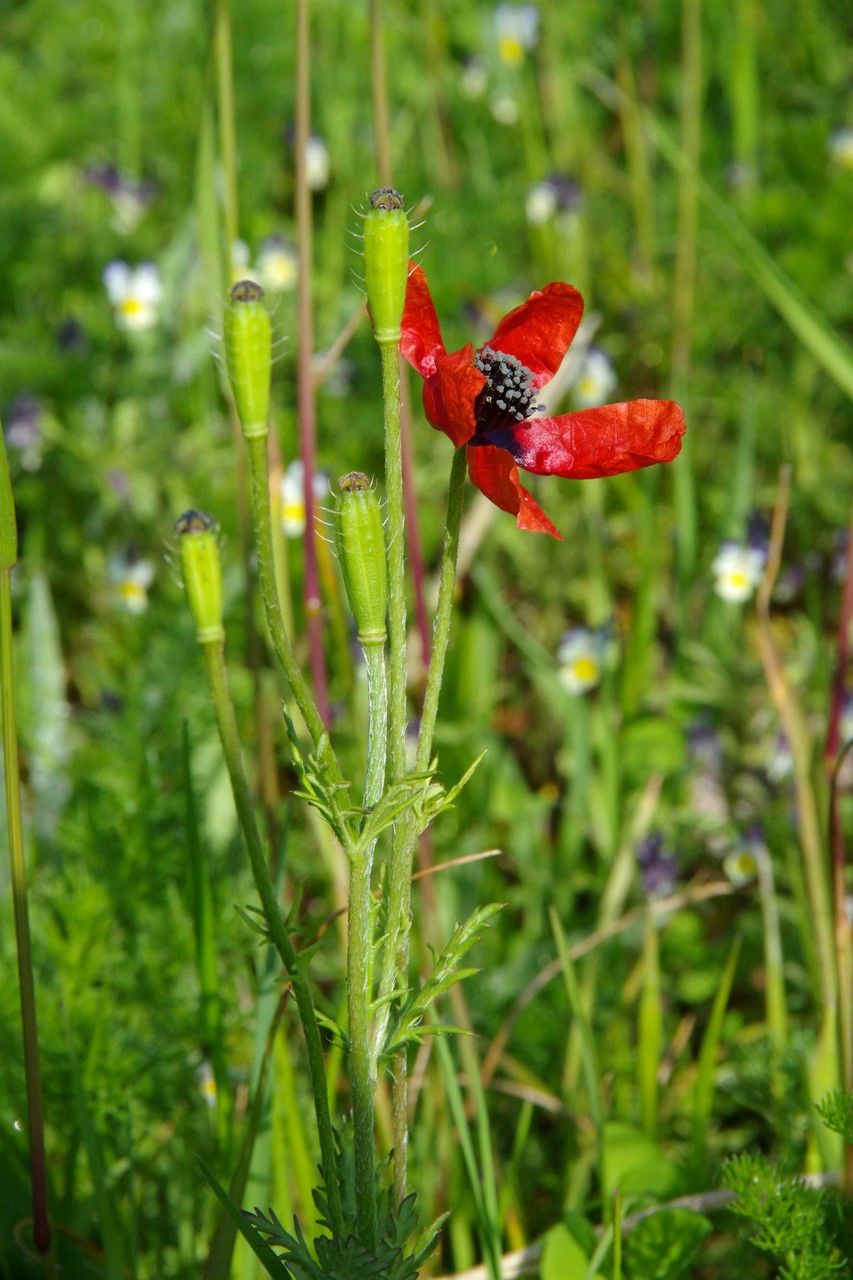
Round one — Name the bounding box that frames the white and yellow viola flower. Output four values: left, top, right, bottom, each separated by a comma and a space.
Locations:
490, 92, 520, 126
196, 1058, 218, 1110
829, 127, 853, 171
573, 347, 617, 409
494, 3, 539, 65
460, 57, 488, 101
103, 261, 162, 332
525, 180, 558, 226
305, 135, 331, 192
280, 460, 330, 538
712, 542, 766, 603
108, 551, 155, 614
557, 627, 607, 695
256, 236, 298, 293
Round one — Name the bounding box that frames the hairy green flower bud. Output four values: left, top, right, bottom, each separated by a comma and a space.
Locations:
176, 510, 224, 643
224, 281, 272, 438
336, 473, 387, 645
363, 188, 409, 345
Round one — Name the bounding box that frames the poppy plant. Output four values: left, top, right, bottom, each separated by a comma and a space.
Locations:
400, 264, 685, 538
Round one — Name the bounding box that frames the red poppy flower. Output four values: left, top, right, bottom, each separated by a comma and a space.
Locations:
400, 264, 685, 539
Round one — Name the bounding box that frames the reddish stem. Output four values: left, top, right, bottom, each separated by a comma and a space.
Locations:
295, 0, 329, 725
825, 500, 853, 763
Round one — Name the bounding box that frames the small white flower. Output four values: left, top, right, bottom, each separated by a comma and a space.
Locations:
305, 136, 331, 191
573, 347, 617, 408
723, 848, 757, 886
525, 181, 558, 226
557, 628, 606, 695
460, 58, 488, 100
711, 542, 766, 603
829, 127, 853, 171
103, 261, 162, 332
229, 239, 253, 283
196, 1058, 217, 1110
766, 732, 793, 783
256, 237, 298, 293
490, 92, 519, 126
280, 460, 329, 538
494, 4, 539, 65
108, 551, 155, 614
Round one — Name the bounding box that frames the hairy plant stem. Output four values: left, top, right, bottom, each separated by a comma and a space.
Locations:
376, 445, 468, 1204
1, 570, 53, 1267
348, 641, 387, 1246
368, 0, 431, 669
381, 341, 408, 788
245, 433, 342, 778
200, 637, 343, 1238
294, 0, 329, 725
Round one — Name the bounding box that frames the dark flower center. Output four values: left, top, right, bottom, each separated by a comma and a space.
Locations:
473, 346, 543, 434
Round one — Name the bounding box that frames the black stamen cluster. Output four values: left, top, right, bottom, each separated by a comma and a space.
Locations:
473, 345, 543, 431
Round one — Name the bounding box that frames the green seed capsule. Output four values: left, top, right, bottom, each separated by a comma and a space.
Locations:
224, 281, 272, 438
0, 420, 18, 571
336, 473, 387, 646
363, 188, 409, 346
176, 510, 224, 643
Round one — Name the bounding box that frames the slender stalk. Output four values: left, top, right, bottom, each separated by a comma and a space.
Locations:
375, 447, 468, 1202
369, 0, 392, 185
2, 573, 53, 1268
637, 908, 661, 1137
399, 365, 432, 668
200, 637, 343, 1237
671, 0, 702, 590
245, 434, 340, 772
368, 0, 431, 668
0, 420, 53, 1267
755, 467, 836, 1013
294, 0, 329, 725
214, 0, 240, 274
754, 839, 788, 1059
348, 642, 386, 1247
825, 499, 853, 763
381, 341, 408, 787
415, 447, 467, 771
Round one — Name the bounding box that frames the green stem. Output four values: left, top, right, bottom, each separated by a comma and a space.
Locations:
245, 433, 341, 774
348, 642, 386, 1247
381, 341, 408, 786
200, 638, 343, 1238
376, 447, 468, 1203
415, 447, 467, 771
1, 571, 53, 1262
671, 0, 702, 593
215, 0, 240, 273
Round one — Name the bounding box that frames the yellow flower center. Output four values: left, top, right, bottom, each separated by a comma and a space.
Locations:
726, 571, 748, 590
282, 500, 305, 528
119, 580, 147, 606
119, 296, 144, 318
571, 656, 599, 685
498, 35, 524, 65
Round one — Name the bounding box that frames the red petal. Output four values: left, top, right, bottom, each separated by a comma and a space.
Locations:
422, 346, 485, 446
466, 443, 563, 539
488, 283, 584, 387
400, 263, 446, 377
495, 399, 685, 479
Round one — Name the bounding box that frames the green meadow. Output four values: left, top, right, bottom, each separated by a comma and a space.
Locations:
1, 2, 852, 1277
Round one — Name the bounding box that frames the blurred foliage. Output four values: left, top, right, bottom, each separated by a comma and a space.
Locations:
0, 0, 851, 1276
